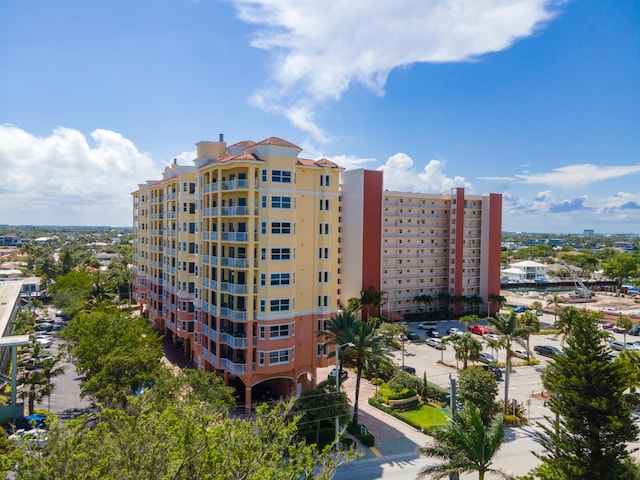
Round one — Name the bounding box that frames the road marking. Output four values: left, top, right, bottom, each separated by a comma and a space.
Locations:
369, 446, 382, 458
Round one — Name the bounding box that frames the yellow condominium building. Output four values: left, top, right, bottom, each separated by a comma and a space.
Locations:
132, 135, 342, 411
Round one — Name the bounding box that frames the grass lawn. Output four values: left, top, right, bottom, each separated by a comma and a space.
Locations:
396, 404, 450, 429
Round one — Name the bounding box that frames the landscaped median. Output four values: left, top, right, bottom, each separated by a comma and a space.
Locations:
367, 373, 451, 431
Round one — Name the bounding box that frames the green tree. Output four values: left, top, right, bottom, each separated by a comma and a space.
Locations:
518, 310, 541, 361
341, 320, 387, 425
418, 403, 513, 480
48, 270, 94, 317
413, 294, 433, 319
8, 400, 345, 479
292, 380, 350, 446
603, 253, 638, 286
61, 308, 163, 407
616, 315, 634, 347
443, 332, 482, 370
359, 286, 385, 322
533, 308, 638, 479
18, 340, 65, 414
488, 312, 527, 414
546, 294, 565, 323
458, 366, 500, 424
320, 310, 358, 382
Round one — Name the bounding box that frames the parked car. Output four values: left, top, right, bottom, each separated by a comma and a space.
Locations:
327, 368, 348, 381
480, 365, 503, 380
629, 326, 640, 336
399, 365, 416, 375
447, 327, 462, 335
613, 325, 629, 333
513, 306, 528, 313
426, 329, 441, 338
405, 331, 420, 341
478, 352, 497, 364
534, 345, 563, 357
485, 333, 500, 341
610, 341, 625, 351
426, 338, 446, 350
534, 310, 543, 316
513, 349, 528, 359
468, 324, 489, 336
34, 323, 54, 332
418, 322, 437, 330
601, 322, 615, 330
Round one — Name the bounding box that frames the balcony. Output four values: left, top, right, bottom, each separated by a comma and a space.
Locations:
221, 179, 249, 191
220, 332, 248, 348
209, 304, 217, 316
219, 357, 247, 374
220, 307, 247, 321
221, 232, 248, 242
221, 257, 248, 268
221, 282, 248, 295
221, 206, 249, 216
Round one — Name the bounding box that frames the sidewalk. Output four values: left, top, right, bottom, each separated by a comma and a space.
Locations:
319, 366, 430, 460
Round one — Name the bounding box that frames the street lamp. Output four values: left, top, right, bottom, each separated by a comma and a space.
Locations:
335, 342, 354, 449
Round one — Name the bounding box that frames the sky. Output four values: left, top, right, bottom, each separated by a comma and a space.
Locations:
0, 0, 638, 234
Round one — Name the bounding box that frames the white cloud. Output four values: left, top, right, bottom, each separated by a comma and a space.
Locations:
232, 0, 560, 139
516, 163, 640, 188
0, 125, 160, 225
378, 153, 472, 193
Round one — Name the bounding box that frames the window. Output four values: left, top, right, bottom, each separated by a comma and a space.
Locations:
260, 274, 266, 286
320, 174, 331, 187
319, 199, 331, 211
271, 170, 292, 183
259, 326, 266, 339
317, 318, 327, 332
271, 248, 291, 260
317, 344, 328, 356
270, 324, 290, 338
261, 222, 266, 235
272, 222, 291, 234
318, 223, 330, 235
270, 273, 291, 286
270, 298, 290, 312
318, 247, 329, 259
318, 271, 329, 283
317, 295, 329, 307
260, 299, 265, 313
261, 196, 267, 208
269, 349, 290, 365
261, 248, 266, 261
262, 169, 267, 183
258, 351, 265, 365
272, 196, 291, 209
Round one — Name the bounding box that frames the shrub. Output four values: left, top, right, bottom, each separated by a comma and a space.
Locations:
360, 432, 375, 447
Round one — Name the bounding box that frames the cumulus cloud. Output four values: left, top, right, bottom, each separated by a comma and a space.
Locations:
516, 163, 640, 188
231, 0, 561, 140
378, 153, 472, 193
0, 125, 160, 225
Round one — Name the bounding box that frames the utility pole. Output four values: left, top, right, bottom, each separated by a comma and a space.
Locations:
449, 375, 459, 480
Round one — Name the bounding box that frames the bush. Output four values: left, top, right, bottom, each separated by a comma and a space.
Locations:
503, 414, 520, 426
360, 432, 375, 447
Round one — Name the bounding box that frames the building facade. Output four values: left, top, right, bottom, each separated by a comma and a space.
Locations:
340, 169, 503, 318
133, 136, 342, 411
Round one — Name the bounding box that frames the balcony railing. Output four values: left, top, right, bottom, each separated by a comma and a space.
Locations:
221, 257, 248, 268
219, 357, 247, 374
220, 332, 248, 348
221, 206, 249, 216
221, 179, 249, 191
220, 307, 247, 321
221, 232, 248, 242
221, 282, 248, 295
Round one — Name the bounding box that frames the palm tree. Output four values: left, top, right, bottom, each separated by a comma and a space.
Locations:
616, 315, 633, 347
413, 294, 434, 320
359, 286, 385, 322
518, 310, 541, 361
546, 294, 565, 323
40, 355, 66, 411
531, 300, 543, 314
437, 291, 453, 317
488, 312, 527, 414
419, 403, 514, 480
342, 320, 387, 425
320, 311, 358, 380
554, 305, 589, 346
485, 337, 502, 363
443, 332, 482, 370
488, 294, 507, 315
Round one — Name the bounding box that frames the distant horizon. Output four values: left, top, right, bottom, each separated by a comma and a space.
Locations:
1, 225, 638, 238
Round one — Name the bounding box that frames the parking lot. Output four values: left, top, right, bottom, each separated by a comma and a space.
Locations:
391, 313, 640, 422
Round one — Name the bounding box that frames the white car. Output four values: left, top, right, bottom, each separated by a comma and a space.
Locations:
485, 333, 500, 341
513, 349, 528, 359
447, 327, 462, 335
418, 322, 437, 330
426, 338, 446, 350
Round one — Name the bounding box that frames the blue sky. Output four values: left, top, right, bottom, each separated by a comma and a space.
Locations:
1, 0, 638, 233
